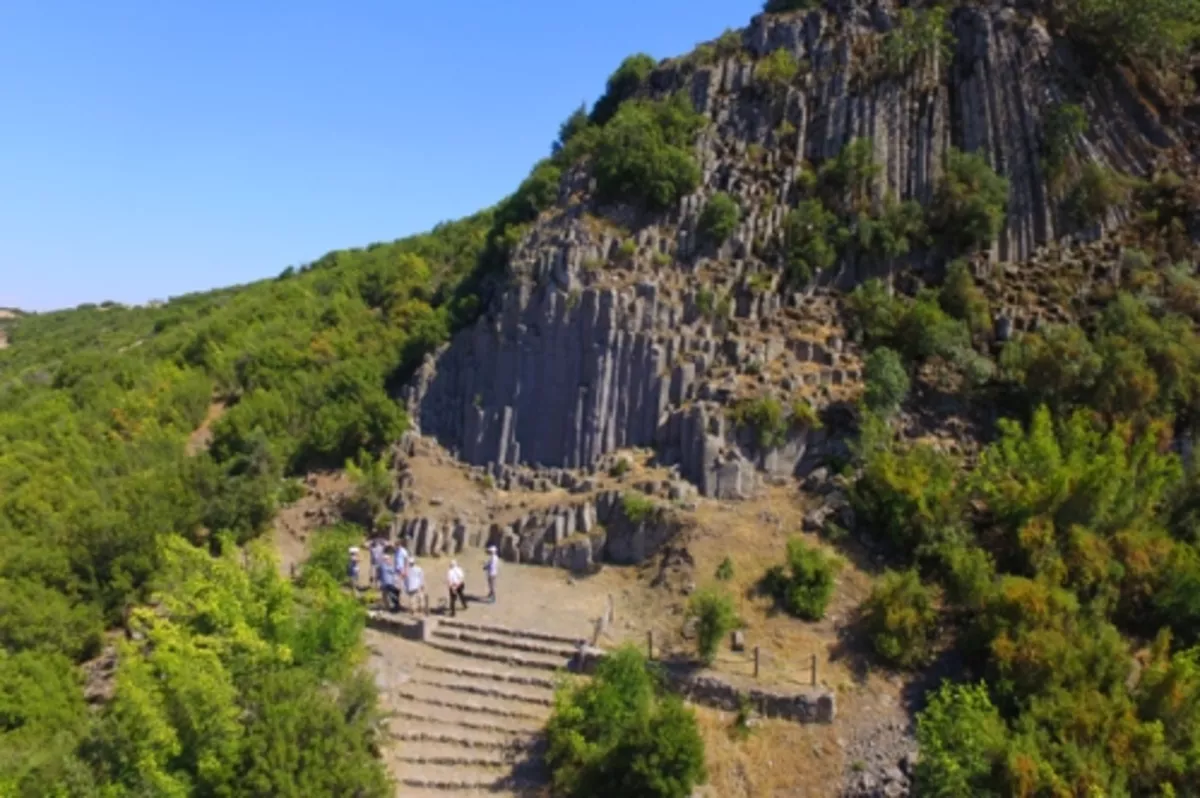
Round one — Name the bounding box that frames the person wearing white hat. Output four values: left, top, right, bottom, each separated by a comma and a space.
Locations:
483, 546, 500, 604
347, 546, 361, 591
404, 557, 428, 616
447, 559, 467, 617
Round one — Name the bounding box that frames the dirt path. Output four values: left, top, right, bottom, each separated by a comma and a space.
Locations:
184, 401, 227, 455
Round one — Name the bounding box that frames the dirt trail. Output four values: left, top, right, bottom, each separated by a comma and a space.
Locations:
184, 401, 227, 455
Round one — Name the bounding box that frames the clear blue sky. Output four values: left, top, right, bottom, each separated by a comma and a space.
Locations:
0, 0, 762, 311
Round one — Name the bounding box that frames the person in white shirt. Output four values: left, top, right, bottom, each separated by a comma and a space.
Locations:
404, 558, 427, 615
447, 560, 467, 617
484, 546, 500, 604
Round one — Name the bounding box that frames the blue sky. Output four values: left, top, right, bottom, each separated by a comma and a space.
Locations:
0, 0, 762, 311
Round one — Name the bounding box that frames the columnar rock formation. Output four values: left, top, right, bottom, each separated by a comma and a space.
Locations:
404, 0, 1188, 498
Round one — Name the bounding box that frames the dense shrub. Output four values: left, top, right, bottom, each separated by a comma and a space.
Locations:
756, 48, 800, 86
592, 96, 705, 211
862, 569, 939, 668
1041, 102, 1087, 187
931, 148, 1010, 254
591, 54, 657, 126
729, 396, 787, 448
1046, 0, 1200, 67
783, 199, 842, 283
880, 7, 955, 77
1065, 161, 1133, 225
855, 195, 928, 262
764, 538, 842, 621
939, 260, 991, 338
914, 682, 1008, 798
688, 587, 739, 664
863, 347, 910, 414
622, 492, 657, 524
697, 193, 741, 246
546, 646, 707, 798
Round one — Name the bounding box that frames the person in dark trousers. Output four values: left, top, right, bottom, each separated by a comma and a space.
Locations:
447, 560, 467, 617
378, 545, 400, 612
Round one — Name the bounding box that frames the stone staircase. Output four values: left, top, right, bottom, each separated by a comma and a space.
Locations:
369, 615, 587, 797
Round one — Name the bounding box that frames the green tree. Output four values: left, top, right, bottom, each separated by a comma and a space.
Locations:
863, 347, 910, 414
931, 148, 1010, 254
697, 193, 741, 246
914, 682, 1008, 797
687, 587, 739, 665
764, 538, 842, 621
592, 96, 705, 211
783, 199, 842, 283
546, 646, 707, 798
591, 54, 657, 126
862, 569, 940, 668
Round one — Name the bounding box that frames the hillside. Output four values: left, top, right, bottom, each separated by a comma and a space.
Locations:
4, 0, 1200, 796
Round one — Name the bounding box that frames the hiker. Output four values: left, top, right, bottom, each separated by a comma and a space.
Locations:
484, 545, 500, 603
447, 559, 467, 617
378, 546, 400, 612
395, 539, 410, 581
405, 557, 428, 615
367, 538, 384, 587
347, 546, 361, 590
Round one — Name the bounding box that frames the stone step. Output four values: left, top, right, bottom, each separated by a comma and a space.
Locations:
395, 683, 549, 722
388, 708, 543, 736
391, 742, 512, 768
425, 638, 570, 673
415, 660, 557, 691
412, 677, 554, 708
389, 725, 538, 751
437, 618, 587, 648
431, 627, 580, 660
394, 763, 546, 794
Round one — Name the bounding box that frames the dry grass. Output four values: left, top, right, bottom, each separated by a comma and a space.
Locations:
694, 706, 843, 798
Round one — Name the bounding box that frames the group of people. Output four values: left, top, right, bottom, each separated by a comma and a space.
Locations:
347, 537, 501, 618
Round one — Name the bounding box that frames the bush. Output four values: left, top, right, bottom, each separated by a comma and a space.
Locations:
764, 538, 842, 621
1047, 0, 1200, 67
862, 569, 939, 668
939, 260, 991, 338
783, 199, 843, 283
1066, 162, 1133, 226
715, 557, 735, 581
931, 148, 1010, 254
880, 7, 954, 77
622, 492, 657, 524
790, 398, 823, 430
729, 396, 788, 449
914, 682, 1008, 797
546, 646, 707, 798
818, 138, 880, 214
856, 195, 928, 262
591, 54, 657, 126
863, 347, 910, 414
1041, 102, 1087, 187
697, 193, 741, 246
688, 587, 739, 664
756, 48, 800, 86
592, 96, 705, 211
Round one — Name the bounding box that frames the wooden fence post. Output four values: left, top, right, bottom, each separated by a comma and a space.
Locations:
811, 654, 818, 686
754, 646, 760, 679
647, 630, 654, 660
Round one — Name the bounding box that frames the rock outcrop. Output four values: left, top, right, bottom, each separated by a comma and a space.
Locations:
403, 0, 1189, 497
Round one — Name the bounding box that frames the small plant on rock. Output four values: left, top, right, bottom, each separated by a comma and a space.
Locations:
688, 586, 739, 665
622, 491, 657, 524
716, 557, 735, 582
756, 48, 800, 87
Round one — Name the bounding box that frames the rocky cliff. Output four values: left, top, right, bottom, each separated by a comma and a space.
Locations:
404, 0, 1192, 499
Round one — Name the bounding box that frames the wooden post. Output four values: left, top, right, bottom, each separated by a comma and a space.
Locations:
607, 593, 615, 624
289, 563, 296, 580
647, 630, 654, 660
811, 654, 818, 686
754, 646, 760, 679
